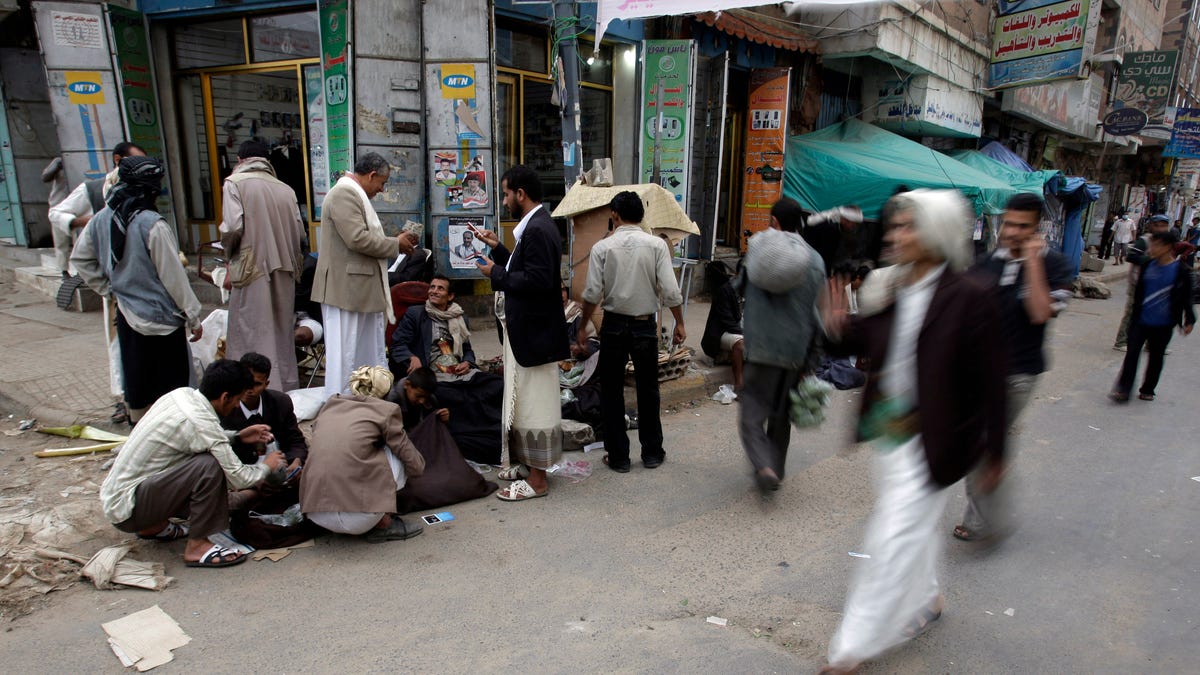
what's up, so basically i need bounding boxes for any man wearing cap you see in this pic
[1113,214,1170,351]
[73,156,204,423]
[220,140,306,392]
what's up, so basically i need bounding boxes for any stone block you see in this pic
[561,419,595,450]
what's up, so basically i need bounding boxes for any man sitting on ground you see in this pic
[388,276,504,465]
[701,264,744,390]
[300,366,425,541]
[99,359,286,568]
[221,353,307,470]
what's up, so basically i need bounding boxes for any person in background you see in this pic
[1099,213,1115,260]
[41,156,69,210]
[802,204,863,275]
[472,166,569,501]
[953,193,1072,543]
[99,359,285,568]
[701,263,744,389]
[72,157,202,424]
[1111,210,1135,266]
[1109,231,1195,403]
[220,140,306,392]
[1113,214,1170,351]
[577,191,685,473]
[51,142,145,423]
[300,365,425,541]
[563,281,599,360]
[819,190,1006,673]
[311,152,416,399]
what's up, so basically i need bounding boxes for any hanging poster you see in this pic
[430,150,489,212]
[989,0,1092,89]
[1114,50,1178,139]
[52,11,104,49]
[319,0,351,189]
[739,68,790,247]
[447,216,488,269]
[639,40,693,208]
[440,64,486,143]
[1164,108,1200,159]
[303,64,327,221]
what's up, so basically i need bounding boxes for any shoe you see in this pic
[110,401,128,425]
[366,518,423,542]
[1138,392,1155,401]
[642,456,664,469]
[602,454,630,473]
[1108,390,1129,403]
[754,468,781,494]
[1112,344,1126,352]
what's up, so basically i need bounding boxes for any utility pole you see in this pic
[553,0,583,194]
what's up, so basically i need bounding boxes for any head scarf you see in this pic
[348,365,393,399]
[106,156,165,267]
[887,189,972,271]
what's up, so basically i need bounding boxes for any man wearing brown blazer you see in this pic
[312,153,415,398]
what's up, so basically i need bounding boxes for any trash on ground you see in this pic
[38,425,127,442]
[249,503,303,527]
[420,511,456,525]
[582,441,604,453]
[81,544,173,591]
[712,384,737,404]
[251,539,314,562]
[706,616,728,627]
[37,442,123,458]
[465,460,492,475]
[102,605,191,671]
[1191,476,1200,482]
[208,530,254,555]
[848,551,871,559]
[1088,425,1101,431]
[1003,607,1015,617]
[547,460,592,483]
[18,419,36,431]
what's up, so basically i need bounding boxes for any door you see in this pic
[689,52,729,259]
[0,80,24,245]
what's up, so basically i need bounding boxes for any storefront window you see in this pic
[176,75,213,220]
[581,44,613,86]
[580,86,611,166]
[250,12,320,62]
[496,23,548,73]
[174,19,245,69]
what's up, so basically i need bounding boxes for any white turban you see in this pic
[348,365,394,399]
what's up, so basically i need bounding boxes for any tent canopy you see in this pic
[782,119,1018,219]
[947,149,1063,197]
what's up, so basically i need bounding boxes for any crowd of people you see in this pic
[62,141,1197,671]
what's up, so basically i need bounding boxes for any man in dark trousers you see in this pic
[473,166,568,501]
[1114,214,1170,350]
[1110,231,1195,402]
[954,193,1073,542]
[221,353,307,470]
[576,191,685,473]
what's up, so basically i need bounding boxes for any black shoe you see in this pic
[642,456,664,469]
[603,454,630,473]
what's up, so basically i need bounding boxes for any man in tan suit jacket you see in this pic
[312,152,417,398]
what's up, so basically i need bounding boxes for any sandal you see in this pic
[497,465,528,481]
[1107,391,1129,403]
[902,597,944,639]
[366,518,423,542]
[1138,393,1155,401]
[138,521,189,542]
[952,524,986,542]
[185,544,248,568]
[496,479,547,501]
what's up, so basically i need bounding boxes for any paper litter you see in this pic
[251,539,314,562]
[706,616,728,627]
[102,605,191,671]
[81,545,173,591]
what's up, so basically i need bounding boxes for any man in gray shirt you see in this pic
[577,191,685,472]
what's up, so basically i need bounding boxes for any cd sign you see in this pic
[1103,108,1148,136]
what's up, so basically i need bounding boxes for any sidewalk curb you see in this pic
[0,387,100,428]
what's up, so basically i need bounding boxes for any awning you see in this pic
[695,10,819,53]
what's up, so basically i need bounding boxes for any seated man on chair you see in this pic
[388,275,503,465]
[99,359,286,568]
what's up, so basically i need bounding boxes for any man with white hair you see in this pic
[819,190,1007,674]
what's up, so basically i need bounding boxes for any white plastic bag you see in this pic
[712,384,737,404]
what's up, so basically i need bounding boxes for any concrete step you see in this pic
[13,265,102,311]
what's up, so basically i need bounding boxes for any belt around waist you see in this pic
[606,312,654,321]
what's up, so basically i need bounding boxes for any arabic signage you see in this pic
[739,68,790,246]
[864,73,983,138]
[1114,50,1178,139]
[1102,108,1148,136]
[319,0,351,191]
[639,40,694,208]
[990,0,1091,89]
[1001,71,1103,138]
[1164,108,1200,159]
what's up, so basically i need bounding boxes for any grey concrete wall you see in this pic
[0,47,59,247]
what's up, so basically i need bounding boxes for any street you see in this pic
[0,277,1197,672]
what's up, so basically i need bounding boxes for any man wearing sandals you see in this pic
[100,360,287,568]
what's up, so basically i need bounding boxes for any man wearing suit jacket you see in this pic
[474,166,568,501]
[311,153,415,398]
[220,353,308,469]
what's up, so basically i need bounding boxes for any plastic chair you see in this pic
[386,281,430,348]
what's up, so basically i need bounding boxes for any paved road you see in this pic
[1,279,1197,672]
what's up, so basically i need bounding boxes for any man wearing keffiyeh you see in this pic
[72,156,204,424]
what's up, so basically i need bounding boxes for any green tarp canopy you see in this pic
[946,149,1062,196]
[782,119,1018,219]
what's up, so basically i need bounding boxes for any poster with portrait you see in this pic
[448,216,488,269]
[433,151,458,187]
[460,171,488,209]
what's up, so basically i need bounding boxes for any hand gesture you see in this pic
[237,423,274,445]
[472,227,500,248]
[450,362,471,375]
[189,325,204,342]
[408,355,422,375]
[474,256,495,276]
[435,407,450,423]
[821,280,849,337]
[397,232,416,255]
[263,450,287,471]
[672,323,686,345]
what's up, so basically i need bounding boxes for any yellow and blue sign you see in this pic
[65,71,105,104]
[440,64,476,99]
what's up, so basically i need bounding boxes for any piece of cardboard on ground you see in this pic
[102,604,191,671]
